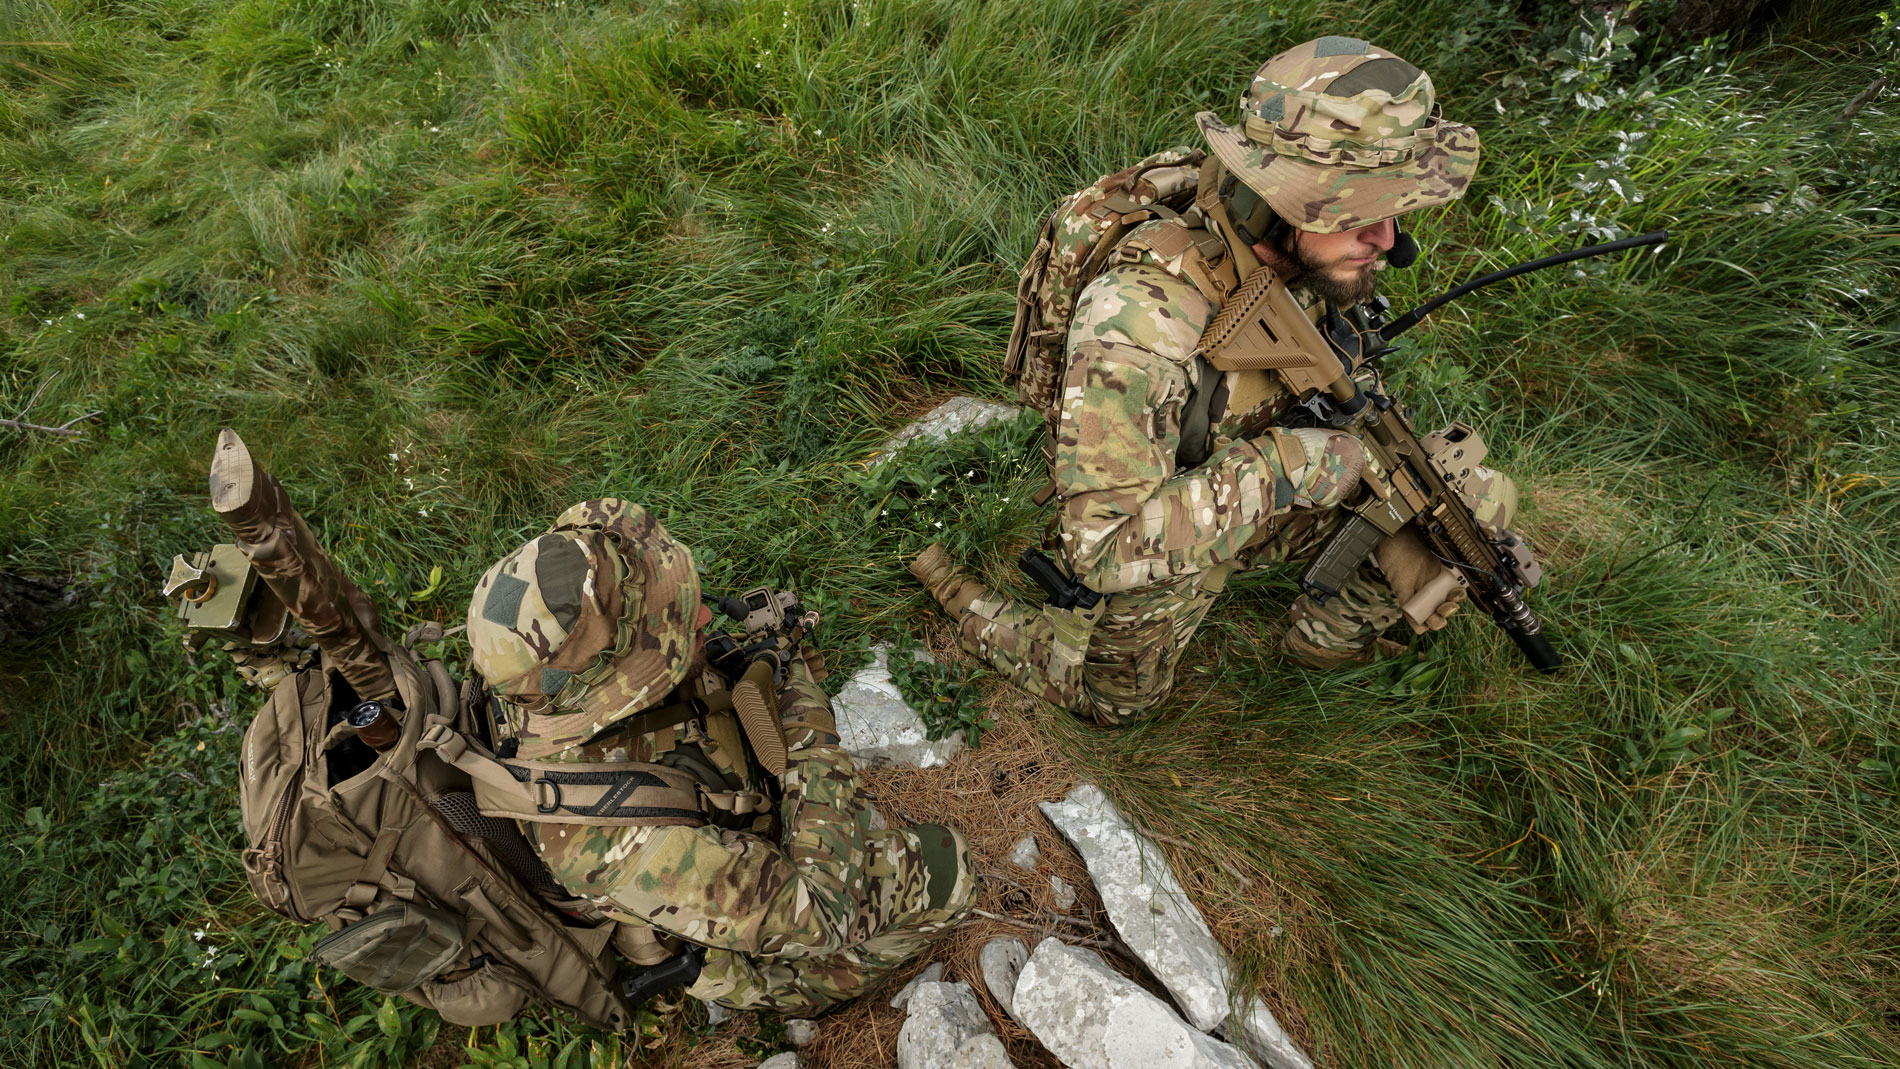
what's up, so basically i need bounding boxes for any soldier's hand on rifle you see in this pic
[1375,527,1469,633]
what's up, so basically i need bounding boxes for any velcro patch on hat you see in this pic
[481,572,531,628]
[539,667,573,695]
[1327,57,1425,98]
[531,533,589,632]
[1313,36,1369,58]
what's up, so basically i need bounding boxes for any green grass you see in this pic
[2,0,1896,1065]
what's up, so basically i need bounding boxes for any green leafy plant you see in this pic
[889,635,994,747]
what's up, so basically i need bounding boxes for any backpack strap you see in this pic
[421,723,709,828]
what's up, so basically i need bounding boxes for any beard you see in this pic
[1282,234,1381,306]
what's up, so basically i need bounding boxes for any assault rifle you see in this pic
[1214,230,1670,673]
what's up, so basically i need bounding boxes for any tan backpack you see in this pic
[1005,148,1228,424]
[237,628,644,1031]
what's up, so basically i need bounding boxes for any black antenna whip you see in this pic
[1378,230,1669,344]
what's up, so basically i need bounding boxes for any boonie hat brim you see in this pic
[1197,110,1480,235]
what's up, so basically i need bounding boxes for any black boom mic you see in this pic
[1386,227,1419,269]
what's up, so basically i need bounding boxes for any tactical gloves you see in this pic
[1374,527,1468,633]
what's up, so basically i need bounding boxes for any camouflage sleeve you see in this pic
[576,657,873,960]
[1054,264,1281,593]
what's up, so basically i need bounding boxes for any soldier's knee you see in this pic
[1464,465,1519,531]
[908,823,976,920]
[1079,675,1168,727]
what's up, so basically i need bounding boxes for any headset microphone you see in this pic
[1387,227,1419,269]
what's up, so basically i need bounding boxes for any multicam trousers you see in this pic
[949,503,1401,726]
[686,820,977,1014]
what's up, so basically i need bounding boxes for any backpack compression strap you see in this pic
[421,723,711,827]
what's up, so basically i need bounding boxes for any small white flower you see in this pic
[43,319,51,325]
[933,521,943,529]
[388,452,399,460]
[75,312,85,319]
[815,128,823,136]
[193,929,205,941]
[429,126,440,133]
[418,508,429,517]
[880,510,888,516]
[1001,497,1009,503]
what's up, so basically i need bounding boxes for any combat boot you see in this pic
[908,543,986,617]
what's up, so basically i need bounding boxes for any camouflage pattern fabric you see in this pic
[922,193,1516,722]
[467,499,702,762]
[1196,36,1480,234]
[530,658,975,1013]
[468,502,975,1013]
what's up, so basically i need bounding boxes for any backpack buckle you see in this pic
[532,777,564,814]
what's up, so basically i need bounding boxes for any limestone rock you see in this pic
[785,1019,818,1047]
[1050,874,1077,911]
[757,1055,800,1069]
[1222,1002,1313,1069]
[978,937,1029,1018]
[834,644,965,769]
[897,981,1016,1069]
[871,396,1026,466]
[1039,785,1312,1069]
[891,961,947,1009]
[1009,835,1041,872]
[1011,939,1257,1069]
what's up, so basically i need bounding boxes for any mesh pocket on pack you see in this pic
[312,900,467,994]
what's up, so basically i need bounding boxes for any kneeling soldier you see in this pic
[466,499,976,1014]
[912,36,1519,725]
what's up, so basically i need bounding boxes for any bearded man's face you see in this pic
[1280,217,1399,305]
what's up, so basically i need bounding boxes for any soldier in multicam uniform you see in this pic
[466,499,976,1014]
[913,36,1521,726]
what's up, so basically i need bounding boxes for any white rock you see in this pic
[785,1019,819,1047]
[891,961,947,1009]
[1222,1002,1312,1069]
[757,1054,800,1069]
[871,396,1026,466]
[1039,785,1311,1069]
[978,937,1029,1018]
[1008,835,1040,871]
[701,998,732,1026]
[897,981,1016,1069]
[1012,939,1257,1069]
[1050,874,1077,911]
[834,644,966,769]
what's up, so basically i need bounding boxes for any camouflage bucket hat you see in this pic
[1196,36,1480,234]
[466,499,701,732]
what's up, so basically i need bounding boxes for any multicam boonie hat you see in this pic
[466,499,701,733]
[1196,36,1480,234]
